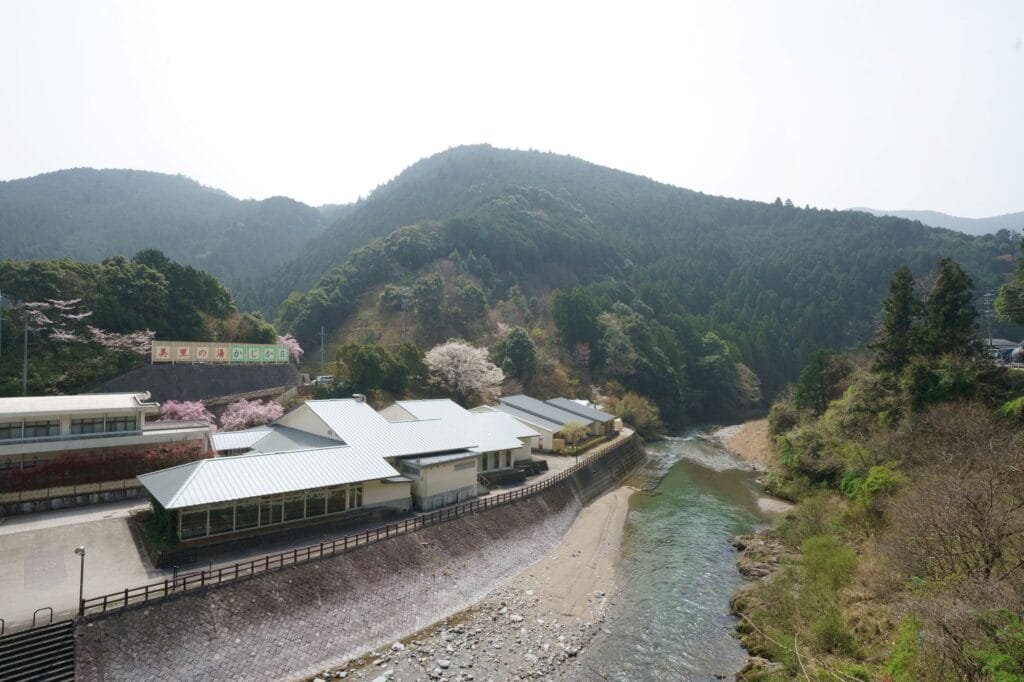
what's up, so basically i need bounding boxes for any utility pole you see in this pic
[984,291,995,347]
[320,326,326,377]
[22,305,29,395]
[401,298,408,343]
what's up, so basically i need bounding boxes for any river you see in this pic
[579,431,777,680]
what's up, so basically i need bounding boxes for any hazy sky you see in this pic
[1,1,1021,216]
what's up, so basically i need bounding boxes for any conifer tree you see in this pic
[872,266,922,372]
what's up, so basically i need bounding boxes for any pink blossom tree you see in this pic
[159,400,217,429]
[424,341,504,405]
[278,333,304,363]
[219,399,284,431]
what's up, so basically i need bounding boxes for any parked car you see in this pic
[314,375,335,385]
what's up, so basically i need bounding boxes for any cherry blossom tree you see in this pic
[278,333,304,363]
[219,399,284,431]
[87,326,156,355]
[424,341,504,405]
[159,400,217,428]
[15,298,154,355]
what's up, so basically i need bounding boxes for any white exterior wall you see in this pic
[506,420,555,450]
[276,404,342,441]
[512,443,532,463]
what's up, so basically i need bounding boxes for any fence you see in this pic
[79,430,641,618]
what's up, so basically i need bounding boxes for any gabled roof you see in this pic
[394,399,538,452]
[498,395,586,427]
[545,397,615,422]
[303,399,476,456]
[492,404,563,433]
[248,425,340,453]
[138,445,401,509]
[211,427,273,452]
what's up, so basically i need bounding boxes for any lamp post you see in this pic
[74,546,86,617]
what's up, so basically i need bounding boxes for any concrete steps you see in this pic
[0,620,75,681]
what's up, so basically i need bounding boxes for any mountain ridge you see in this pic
[852,207,1024,236]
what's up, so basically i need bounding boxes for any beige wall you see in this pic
[420,458,477,498]
[364,478,410,507]
[378,404,416,422]
[512,443,532,462]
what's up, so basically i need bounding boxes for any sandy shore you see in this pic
[719,418,773,469]
[312,486,635,681]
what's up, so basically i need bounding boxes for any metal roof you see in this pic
[545,397,615,423]
[406,451,480,466]
[493,404,563,433]
[248,425,339,453]
[498,395,584,427]
[303,399,477,456]
[394,399,537,452]
[0,392,158,419]
[138,445,401,509]
[211,427,272,452]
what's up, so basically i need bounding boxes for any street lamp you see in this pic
[74,546,86,617]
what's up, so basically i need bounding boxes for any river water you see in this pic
[580,432,777,681]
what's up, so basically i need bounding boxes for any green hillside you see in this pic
[0,168,331,307]
[276,146,1021,423]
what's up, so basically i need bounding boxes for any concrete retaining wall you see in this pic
[89,363,300,403]
[75,435,646,681]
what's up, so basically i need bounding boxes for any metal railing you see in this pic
[0,478,140,505]
[78,430,640,618]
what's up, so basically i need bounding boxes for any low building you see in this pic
[0,393,212,471]
[138,445,410,541]
[380,399,540,473]
[495,395,616,450]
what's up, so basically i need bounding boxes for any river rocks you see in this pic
[309,578,608,681]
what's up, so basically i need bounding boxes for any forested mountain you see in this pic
[273,146,1021,424]
[0,168,331,306]
[853,206,1024,236]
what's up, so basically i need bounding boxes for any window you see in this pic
[106,416,137,432]
[492,452,500,469]
[21,456,39,469]
[180,510,208,540]
[327,488,347,514]
[0,422,22,440]
[23,420,59,438]
[235,502,259,530]
[348,486,363,509]
[479,454,488,471]
[71,418,105,435]
[283,495,305,521]
[208,506,234,535]
[260,498,282,526]
[504,450,512,467]
[306,490,326,517]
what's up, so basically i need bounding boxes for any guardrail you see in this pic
[79,430,641,618]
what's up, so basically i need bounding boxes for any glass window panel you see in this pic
[283,495,305,521]
[306,490,326,517]
[504,451,511,467]
[348,486,363,509]
[180,510,208,539]
[24,421,59,438]
[71,418,105,435]
[235,502,259,530]
[208,506,234,535]
[0,422,22,440]
[260,498,282,526]
[327,488,346,514]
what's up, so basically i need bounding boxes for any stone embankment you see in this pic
[75,434,644,681]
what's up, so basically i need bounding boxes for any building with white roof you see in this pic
[0,392,212,471]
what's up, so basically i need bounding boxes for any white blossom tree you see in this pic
[278,333,304,363]
[424,341,504,405]
[219,399,284,431]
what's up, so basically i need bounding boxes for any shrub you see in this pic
[811,603,859,656]
[885,615,922,680]
[801,534,857,592]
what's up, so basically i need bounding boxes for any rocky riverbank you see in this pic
[309,487,635,682]
[715,418,772,470]
[729,528,796,680]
